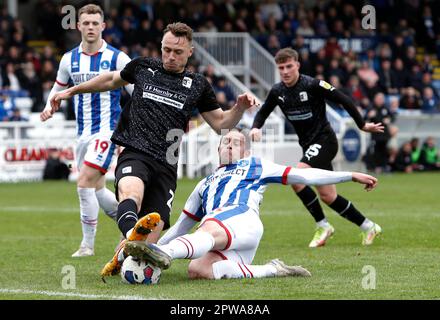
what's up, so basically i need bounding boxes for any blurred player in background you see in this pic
[250,48,384,247]
[40,4,133,257]
[124,129,378,280]
[48,22,256,278]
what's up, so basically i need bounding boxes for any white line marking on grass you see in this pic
[0,288,160,300]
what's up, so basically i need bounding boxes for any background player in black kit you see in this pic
[50,22,256,277]
[250,48,384,248]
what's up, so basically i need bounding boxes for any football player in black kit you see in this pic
[49,22,257,277]
[250,48,384,248]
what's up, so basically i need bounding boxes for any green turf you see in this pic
[0,173,439,300]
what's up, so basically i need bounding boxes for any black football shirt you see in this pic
[252,74,365,148]
[113,57,220,166]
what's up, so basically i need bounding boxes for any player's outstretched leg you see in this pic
[100,213,161,277]
[211,259,312,279]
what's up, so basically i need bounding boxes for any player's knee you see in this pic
[117,178,144,207]
[319,191,337,205]
[292,184,306,193]
[188,260,213,280]
[77,170,102,188]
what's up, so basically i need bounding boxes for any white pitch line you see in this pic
[0,288,156,300]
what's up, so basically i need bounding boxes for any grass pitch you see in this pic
[0,173,439,300]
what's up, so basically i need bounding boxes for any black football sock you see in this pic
[328,195,366,226]
[295,186,326,223]
[117,199,139,237]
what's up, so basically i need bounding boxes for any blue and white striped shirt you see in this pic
[55,40,131,137]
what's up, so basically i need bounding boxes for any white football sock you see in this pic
[77,187,99,249]
[95,187,118,220]
[212,260,277,279]
[160,231,215,260]
[316,218,330,228]
[360,218,374,231]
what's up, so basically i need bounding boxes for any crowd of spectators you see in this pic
[1,0,440,172]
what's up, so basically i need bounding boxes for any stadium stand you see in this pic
[0,0,439,180]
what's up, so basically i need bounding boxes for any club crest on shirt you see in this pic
[299,91,308,102]
[100,60,110,70]
[237,159,249,167]
[182,77,193,89]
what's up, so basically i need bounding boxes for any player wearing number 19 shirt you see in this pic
[250,48,384,247]
[40,5,133,257]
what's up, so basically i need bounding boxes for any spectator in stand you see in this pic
[391,35,408,61]
[266,34,281,56]
[345,75,366,106]
[391,141,414,173]
[5,63,20,91]
[410,137,422,167]
[314,11,330,36]
[8,107,27,121]
[103,19,123,47]
[418,137,440,171]
[326,59,346,83]
[400,87,422,110]
[16,61,43,112]
[365,93,393,173]
[378,59,398,95]
[393,58,411,91]
[0,94,9,121]
[296,18,315,37]
[421,87,440,113]
[214,76,236,109]
[357,60,379,89]
[323,37,343,59]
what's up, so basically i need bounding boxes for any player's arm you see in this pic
[117,51,134,96]
[49,71,127,112]
[158,180,205,245]
[259,158,377,191]
[49,58,140,115]
[201,92,257,134]
[40,54,71,121]
[249,88,278,141]
[287,168,377,191]
[312,80,384,133]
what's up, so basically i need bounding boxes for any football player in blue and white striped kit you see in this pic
[125,129,378,280]
[40,4,133,257]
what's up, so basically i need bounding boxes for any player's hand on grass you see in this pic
[362,122,385,133]
[352,172,378,191]
[249,128,262,142]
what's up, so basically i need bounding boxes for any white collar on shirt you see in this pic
[78,40,107,55]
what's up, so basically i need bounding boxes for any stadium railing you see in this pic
[193,32,280,99]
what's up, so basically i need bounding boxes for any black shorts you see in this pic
[114,148,177,230]
[300,134,338,171]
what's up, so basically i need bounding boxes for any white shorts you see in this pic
[76,132,117,174]
[199,204,264,265]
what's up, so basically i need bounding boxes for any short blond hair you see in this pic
[274,48,299,64]
[78,4,104,20]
